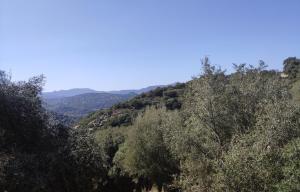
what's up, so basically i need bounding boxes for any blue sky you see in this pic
[1,0,299,91]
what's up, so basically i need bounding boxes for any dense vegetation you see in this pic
[1,57,300,192]
[0,72,111,192]
[42,86,166,122]
[78,82,185,130]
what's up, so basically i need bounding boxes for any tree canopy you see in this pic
[1,57,300,192]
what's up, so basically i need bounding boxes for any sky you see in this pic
[0,0,299,92]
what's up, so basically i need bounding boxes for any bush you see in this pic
[276,138,300,192]
[115,107,179,190]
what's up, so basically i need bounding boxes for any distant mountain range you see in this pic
[43,92,136,118]
[43,88,99,99]
[42,85,167,119]
[43,85,166,99]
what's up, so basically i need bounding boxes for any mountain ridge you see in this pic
[43,92,136,119]
[43,88,99,99]
[43,85,172,99]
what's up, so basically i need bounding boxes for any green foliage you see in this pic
[66,129,109,192]
[0,72,48,153]
[2,56,300,192]
[0,71,61,191]
[75,57,300,192]
[212,99,299,191]
[276,138,300,192]
[213,142,282,192]
[283,57,300,79]
[115,107,179,189]
[163,58,299,192]
[95,127,128,170]
[165,98,181,110]
[78,84,185,131]
[290,78,300,104]
[0,70,109,192]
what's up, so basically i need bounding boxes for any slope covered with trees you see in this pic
[75,58,300,192]
[77,83,185,130]
[1,57,300,192]
[42,86,169,121]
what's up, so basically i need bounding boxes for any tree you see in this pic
[115,107,179,191]
[0,70,109,192]
[172,58,298,192]
[283,57,300,79]
[0,71,58,191]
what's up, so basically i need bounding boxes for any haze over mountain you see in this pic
[42,85,167,118]
[43,85,167,99]
[43,88,99,99]
[44,92,136,118]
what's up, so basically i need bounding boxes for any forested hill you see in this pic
[74,57,300,192]
[77,56,300,131]
[1,57,300,192]
[42,85,169,120]
[44,92,136,118]
[77,83,185,130]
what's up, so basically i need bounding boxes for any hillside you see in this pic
[2,58,300,192]
[73,59,300,192]
[43,85,169,120]
[44,92,136,118]
[74,58,300,192]
[77,83,185,129]
[43,85,167,99]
